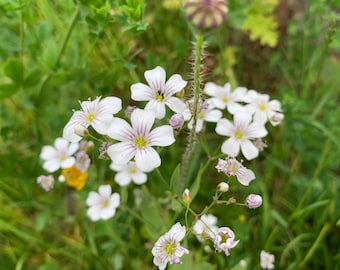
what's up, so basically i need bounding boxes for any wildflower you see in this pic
[62,165,88,190]
[40,137,79,173]
[269,112,284,126]
[86,185,120,221]
[214,227,239,256]
[110,161,147,186]
[63,96,122,142]
[98,141,113,160]
[107,109,175,172]
[183,0,228,29]
[169,113,185,130]
[244,90,283,125]
[74,151,91,172]
[37,175,54,191]
[260,250,275,269]
[204,82,247,114]
[246,194,263,209]
[193,214,218,242]
[131,66,187,119]
[217,182,229,192]
[152,222,189,270]
[183,99,222,133]
[215,112,267,160]
[254,138,268,151]
[216,157,255,186]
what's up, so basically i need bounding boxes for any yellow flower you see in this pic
[62,166,88,190]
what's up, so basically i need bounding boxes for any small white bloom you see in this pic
[131,66,187,119]
[86,185,120,221]
[215,112,267,160]
[110,161,147,186]
[152,222,189,270]
[63,96,122,142]
[107,109,175,172]
[37,175,54,191]
[204,82,247,114]
[214,227,239,256]
[244,90,282,125]
[40,137,79,173]
[260,250,275,269]
[193,214,218,242]
[216,157,255,186]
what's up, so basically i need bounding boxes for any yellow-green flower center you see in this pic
[128,167,137,174]
[102,199,109,208]
[234,130,244,140]
[198,111,205,119]
[134,136,147,149]
[86,113,96,122]
[222,96,229,103]
[259,103,267,111]
[155,91,164,102]
[163,240,176,256]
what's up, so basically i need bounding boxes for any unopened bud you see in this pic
[269,112,284,126]
[217,182,229,192]
[246,194,262,209]
[74,124,89,137]
[182,188,192,204]
[169,113,185,130]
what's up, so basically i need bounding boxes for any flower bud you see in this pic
[183,0,228,29]
[269,112,284,126]
[182,188,192,204]
[169,113,185,130]
[74,124,89,137]
[246,194,262,209]
[217,182,229,192]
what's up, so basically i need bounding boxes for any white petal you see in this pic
[131,109,155,135]
[144,66,166,91]
[237,169,255,186]
[234,112,252,126]
[221,138,240,157]
[166,97,187,114]
[87,206,101,221]
[132,171,147,185]
[40,146,57,160]
[107,142,136,165]
[145,100,166,119]
[42,159,60,173]
[131,83,155,101]
[54,137,69,151]
[107,118,135,141]
[204,109,222,122]
[247,123,268,138]
[110,193,120,208]
[99,185,112,197]
[204,82,220,97]
[86,191,101,206]
[268,99,281,111]
[240,140,259,160]
[164,74,187,96]
[109,162,125,172]
[91,114,114,135]
[101,208,116,220]
[169,222,186,241]
[115,171,132,186]
[215,118,234,136]
[135,147,161,172]
[148,125,175,147]
[99,96,122,114]
[63,122,82,143]
[60,157,76,168]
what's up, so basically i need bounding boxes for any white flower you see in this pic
[131,66,187,119]
[193,214,218,242]
[40,137,79,173]
[107,109,175,172]
[216,157,255,186]
[204,82,247,114]
[244,90,282,125]
[110,161,147,186]
[37,175,54,191]
[183,99,222,133]
[260,250,275,269]
[86,185,120,221]
[215,112,267,160]
[152,222,189,270]
[63,96,122,142]
[214,227,239,256]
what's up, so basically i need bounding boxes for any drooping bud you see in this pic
[169,113,185,130]
[74,124,89,138]
[245,194,262,209]
[217,182,229,192]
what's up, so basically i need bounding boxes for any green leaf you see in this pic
[3,58,24,84]
[170,164,181,193]
[0,83,20,99]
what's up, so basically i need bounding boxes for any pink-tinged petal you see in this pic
[164,74,187,96]
[237,168,255,186]
[240,140,259,160]
[181,108,192,121]
[247,123,268,138]
[87,206,101,221]
[169,222,186,241]
[135,147,161,172]
[131,83,155,101]
[148,125,175,147]
[153,256,167,270]
[42,159,60,173]
[110,193,120,208]
[63,122,82,143]
[132,171,147,184]
[221,138,240,157]
[101,208,116,220]
[216,118,234,136]
[99,96,122,114]
[204,109,222,122]
[98,184,112,197]
[86,191,101,206]
[80,98,99,114]
[144,66,166,91]
[166,97,187,114]
[131,109,155,135]
[40,146,57,160]
[107,142,136,165]
[91,114,114,134]
[115,171,131,186]
[60,157,76,168]
[107,118,135,141]
[234,112,252,126]
[204,82,221,97]
[145,100,166,119]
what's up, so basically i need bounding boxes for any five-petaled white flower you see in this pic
[86,185,120,221]
[152,222,189,270]
[131,66,187,119]
[204,82,247,114]
[110,161,147,186]
[216,157,255,186]
[193,214,218,242]
[244,90,283,125]
[215,112,267,160]
[214,227,239,256]
[260,250,275,269]
[107,108,175,172]
[40,137,79,172]
[63,96,122,142]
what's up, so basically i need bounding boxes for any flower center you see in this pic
[133,136,148,149]
[102,199,110,208]
[155,91,164,102]
[234,130,244,140]
[258,103,267,111]
[128,167,137,174]
[222,96,229,103]
[219,232,230,243]
[86,113,96,122]
[163,240,176,256]
[198,111,205,120]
